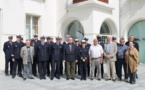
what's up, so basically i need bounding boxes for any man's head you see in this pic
[16,35,21,41]
[8,36,13,42]
[119,38,125,45]
[96,35,101,42]
[93,38,98,45]
[26,40,31,47]
[40,36,45,42]
[84,37,89,43]
[68,38,73,44]
[112,37,117,42]
[65,35,71,42]
[129,35,134,41]
[74,39,79,45]
[34,34,38,40]
[107,36,112,42]
[50,36,54,42]
[81,40,86,47]
[46,36,51,42]
[56,36,61,43]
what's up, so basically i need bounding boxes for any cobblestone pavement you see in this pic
[0,64,145,90]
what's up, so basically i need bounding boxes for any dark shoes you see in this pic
[12,75,16,79]
[71,78,75,80]
[98,78,101,81]
[112,79,116,82]
[23,78,27,80]
[29,77,34,79]
[50,77,54,80]
[66,78,69,80]
[105,78,111,81]
[56,77,60,79]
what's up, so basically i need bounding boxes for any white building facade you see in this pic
[0,0,145,70]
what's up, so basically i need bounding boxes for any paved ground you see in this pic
[0,64,145,90]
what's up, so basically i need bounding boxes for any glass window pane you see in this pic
[66,20,84,40]
[26,25,31,39]
[32,17,38,25]
[26,16,31,25]
[100,22,110,35]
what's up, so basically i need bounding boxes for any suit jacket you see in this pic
[104,42,117,62]
[78,46,89,62]
[20,46,34,65]
[3,41,14,60]
[63,43,77,61]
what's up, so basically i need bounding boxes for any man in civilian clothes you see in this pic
[20,40,34,80]
[50,36,63,80]
[46,36,53,77]
[94,35,104,78]
[36,36,51,80]
[61,35,71,75]
[63,38,78,80]
[84,37,91,76]
[12,35,24,78]
[3,36,14,76]
[117,38,129,82]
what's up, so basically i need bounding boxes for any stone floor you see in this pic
[0,64,145,90]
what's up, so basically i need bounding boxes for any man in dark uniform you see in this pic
[32,34,40,76]
[21,37,26,46]
[84,37,91,76]
[95,35,104,78]
[125,35,139,79]
[74,39,80,75]
[12,35,24,78]
[50,36,63,80]
[63,38,78,80]
[36,36,51,80]
[78,40,89,80]
[46,36,53,77]
[3,36,14,76]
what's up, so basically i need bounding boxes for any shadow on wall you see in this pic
[120,0,145,18]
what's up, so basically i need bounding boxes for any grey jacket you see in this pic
[20,46,34,64]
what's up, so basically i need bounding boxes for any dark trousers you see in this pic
[117,58,128,79]
[94,63,104,78]
[32,57,38,75]
[75,62,80,75]
[38,61,47,78]
[51,60,61,78]
[115,61,118,77]
[5,59,13,75]
[129,72,136,84]
[66,61,76,78]
[60,60,63,75]
[79,61,87,79]
[47,57,51,76]
[86,60,90,76]
[12,59,22,76]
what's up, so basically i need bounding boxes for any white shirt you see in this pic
[89,44,104,58]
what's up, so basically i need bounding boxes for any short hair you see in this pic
[120,38,125,41]
[107,35,112,38]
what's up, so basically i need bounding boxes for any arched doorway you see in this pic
[65,20,84,40]
[128,20,145,63]
[100,22,112,43]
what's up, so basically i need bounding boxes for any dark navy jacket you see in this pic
[86,43,91,50]
[78,46,89,62]
[63,43,77,61]
[99,42,104,49]
[36,42,51,61]
[51,43,63,61]
[3,41,14,60]
[13,41,24,59]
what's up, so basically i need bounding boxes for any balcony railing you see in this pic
[73,0,109,4]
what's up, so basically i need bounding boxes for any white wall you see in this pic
[119,0,145,40]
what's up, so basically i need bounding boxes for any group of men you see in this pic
[3,34,139,82]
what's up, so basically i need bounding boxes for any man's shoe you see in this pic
[29,77,34,79]
[23,78,27,80]
[40,77,43,80]
[50,77,54,80]
[98,78,101,81]
[43,76,46,80]
[71,78,75,80]
[56,77,60,79]
[66,78,69,80]
[5,74,9,76]
[18,74,23,78]
[90,78,94,80]
[105,78,111,81]
[12,75,15,79]
[112,79,116,82]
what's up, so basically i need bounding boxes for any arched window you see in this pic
[100,22,111,35]
[65,20,84,40]
[100,22,111,43]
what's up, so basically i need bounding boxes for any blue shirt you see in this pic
[117,44,129,59]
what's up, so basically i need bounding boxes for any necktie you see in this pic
[69,44,72,51]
